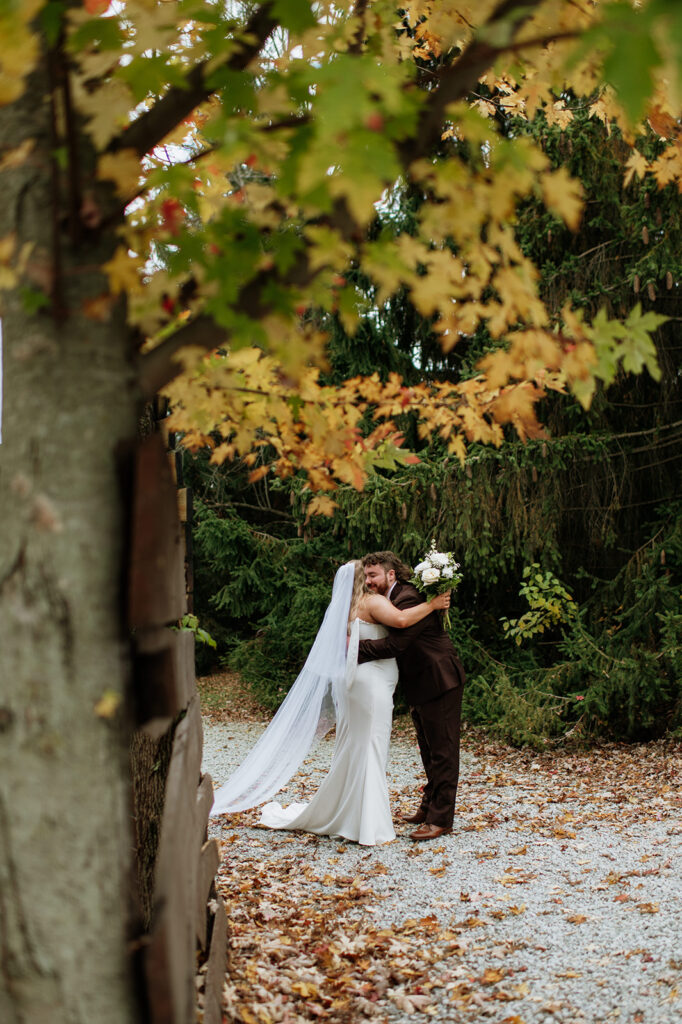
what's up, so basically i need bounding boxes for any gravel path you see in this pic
[202,714,682,1024]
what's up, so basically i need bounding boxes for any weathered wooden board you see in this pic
[177,487,188,523]
[157,418,172,449]
[195,776,218,949]
[196,839,221,950]
[134,626,196,723]
[154,396,170,421]
[145,696,203,1024]
[202,896,228,1024]
[128,434,186,628]
[144,902,175,1024]
[184,521,194,613]
[196,773,214,846]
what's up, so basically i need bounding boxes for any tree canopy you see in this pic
[3,0,681,509]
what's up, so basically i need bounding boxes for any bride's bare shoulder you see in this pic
[355,596,379,624]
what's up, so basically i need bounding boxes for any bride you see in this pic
[210,560,450,846]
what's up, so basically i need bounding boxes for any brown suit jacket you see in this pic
[357,581,465,706]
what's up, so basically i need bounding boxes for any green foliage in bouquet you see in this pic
[410,541,463,627]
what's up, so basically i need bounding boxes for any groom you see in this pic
[357,551,465,841]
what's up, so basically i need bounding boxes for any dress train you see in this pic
[259,621,398,846]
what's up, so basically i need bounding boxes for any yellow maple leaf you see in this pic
[98,150,143,198]
[623,149,648,188]
[306,495,339,518]
[196,174,229,221]
[490,385,546,442]
[103,246,145,294]
[545,101,573,130]
[77,79,135,150]
[589,98,611,132]
[541,167,583,231]
[651,144,682,189]
[447,434,467,464]
[0,2,41,105]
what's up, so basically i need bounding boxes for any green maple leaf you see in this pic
[620,305,666,380]
[574,1,663,126]
[272,0,316,33]
[589,305,665,386]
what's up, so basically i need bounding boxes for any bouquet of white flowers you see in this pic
[411,540,463,628]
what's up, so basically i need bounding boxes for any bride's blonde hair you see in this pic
[348,560,367,623]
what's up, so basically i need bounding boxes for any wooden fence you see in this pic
[129,421,227,1024]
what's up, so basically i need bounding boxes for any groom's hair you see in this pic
[362,551,412,582]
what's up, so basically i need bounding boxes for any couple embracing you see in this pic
[211,552,465,845]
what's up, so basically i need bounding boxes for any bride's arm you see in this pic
[364,591,450,629]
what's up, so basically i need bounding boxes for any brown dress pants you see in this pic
[410,685,463,829]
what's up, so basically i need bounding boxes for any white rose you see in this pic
[430,552,449,566]
[442,566,454,579]
[414,560,430,574]
[421,566,441,584]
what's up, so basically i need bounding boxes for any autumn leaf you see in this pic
[305,495,339,518]
[160,198,185,236]
[97,149,142,197]
[94,690,121,718]
[0,232,33,291]
[481,968,507,984]
[0,138,34,172]
[82,293,116,322]
[541,167,584,231]
[624,149,648,187]
[0,232,19,290]
[103,247,145,295]
[247,466,269,484]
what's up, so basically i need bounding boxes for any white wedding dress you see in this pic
[259,621,398,846]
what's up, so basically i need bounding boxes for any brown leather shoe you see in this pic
[400,809,427,824]
[409,823,453,841]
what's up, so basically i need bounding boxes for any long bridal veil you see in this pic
[210,562,357,815]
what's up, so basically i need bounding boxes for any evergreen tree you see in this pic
[188,103,682,743]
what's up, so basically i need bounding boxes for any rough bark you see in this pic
[130,725,176,934]
[0,62,141,1024]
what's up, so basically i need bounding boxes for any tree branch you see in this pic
[406,0,547,163]
[137,0,574,396]
[138,314,227,398]
[107,3,278,158]
[348,0,370,55]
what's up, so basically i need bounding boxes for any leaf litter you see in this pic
[201,687,682,1024]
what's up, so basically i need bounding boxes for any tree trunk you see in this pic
[0,64,141,1024]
